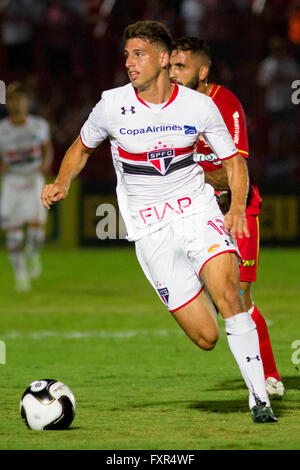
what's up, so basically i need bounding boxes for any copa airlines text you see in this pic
[120,124,184,135]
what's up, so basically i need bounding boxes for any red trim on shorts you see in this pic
[80,134,94,150]
[198,250,239,278]
[169,286,204,313]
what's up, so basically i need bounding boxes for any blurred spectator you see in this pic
[264,124,297,183]
[257,37,299,128]
[251,0,266,15]
[203,1,238,67]
[42,0,77,76]
[142,0,178,32]
[89,0,116,39]
[180,0,205,36]
[0,0,46,74]
[257,36,300,181]
[65,0,86,18]
[83,0,123,91]
[234,0,251,12]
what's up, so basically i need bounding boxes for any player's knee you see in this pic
[197,337,217,351]
[221,282,243,311]
[27,226,46,253]
[196,330,219,351]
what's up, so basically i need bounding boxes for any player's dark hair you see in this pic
[172,37,212,67]
[124,21,173,55]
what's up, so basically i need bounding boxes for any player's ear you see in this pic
[161,50,170,69]
[199,65,209,81]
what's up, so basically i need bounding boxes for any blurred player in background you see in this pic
[41,21,277,422]
[0,82,53,292]
[169,37,284,397]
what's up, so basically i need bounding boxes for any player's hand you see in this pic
[41,182,68,210]
[224,209,250,240]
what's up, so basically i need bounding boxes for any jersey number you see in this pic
[207,218,229,236]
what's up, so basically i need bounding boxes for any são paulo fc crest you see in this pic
[147,149,175,175]
[157,287,169,306]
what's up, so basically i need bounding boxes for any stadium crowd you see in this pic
[0,0,299,185]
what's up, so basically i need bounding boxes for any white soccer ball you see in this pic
[20,379,76,430]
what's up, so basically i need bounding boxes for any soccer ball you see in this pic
[20,379,76,430]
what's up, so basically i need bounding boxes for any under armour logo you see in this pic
[225,239,230,246]
[246,355,260,362]
[121,106,135,114]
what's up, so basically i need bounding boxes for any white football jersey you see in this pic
[0,115,50,175]
[80,83,238,241]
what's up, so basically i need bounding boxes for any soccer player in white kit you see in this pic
[0,82,53,291]
[41,21,277,422]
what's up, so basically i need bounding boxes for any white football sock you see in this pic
[6,230,27,280]
[26,227,45,279]
[26,226,45,258]
[9,251,27,280]
[225,312,270,409]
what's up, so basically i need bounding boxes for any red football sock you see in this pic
[250,304,281,381]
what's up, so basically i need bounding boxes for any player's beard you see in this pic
[185,73,199,90]
[172,73,199,90]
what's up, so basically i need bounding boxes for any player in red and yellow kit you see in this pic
[170,37,284,396]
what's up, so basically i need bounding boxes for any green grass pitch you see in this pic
[0,246,299,450]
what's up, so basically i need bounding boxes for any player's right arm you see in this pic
[204,167,229,191]
[203,89,249,192]
[201,97,249,239]
[42,94,109,209]
[41,136,94,209]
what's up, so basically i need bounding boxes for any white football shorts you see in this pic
[0,172,46,229]
[135,199,240,312]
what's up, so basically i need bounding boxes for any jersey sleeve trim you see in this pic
[80,133,95,150]
[221,150,239,161]
[237,149,249,156]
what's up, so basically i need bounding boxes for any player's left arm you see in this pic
[222,153,249,239]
